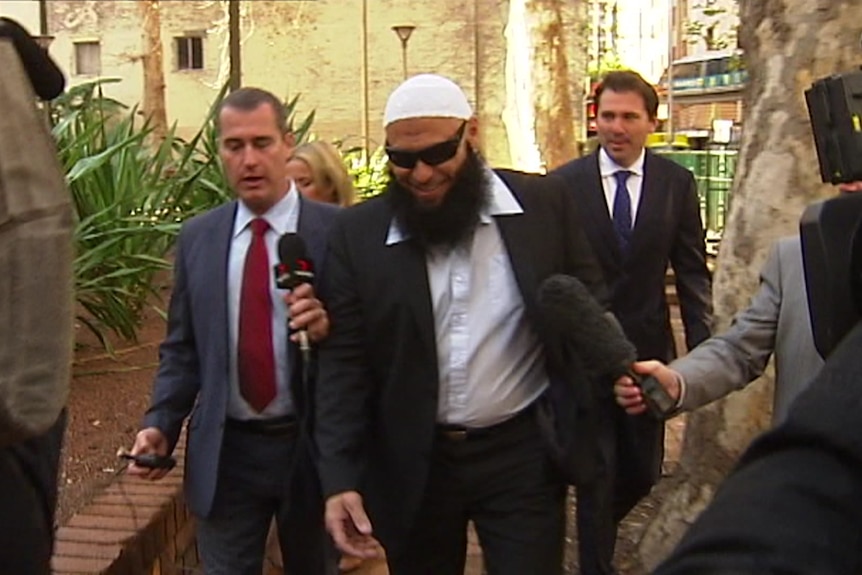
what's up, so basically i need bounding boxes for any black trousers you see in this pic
[388,410,567,575]
[577,406,663,575]
[196,425,336,575]
[0,410,66,575]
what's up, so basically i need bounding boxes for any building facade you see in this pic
[1,0,592,168]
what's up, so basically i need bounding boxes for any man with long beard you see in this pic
[315,73,608,575]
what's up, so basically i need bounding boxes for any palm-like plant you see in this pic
[57,81,318,350]
[55,80,224,348]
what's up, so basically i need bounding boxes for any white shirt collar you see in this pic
[232,181,300,238]
[599,147,646,178]
[385,167,523,246]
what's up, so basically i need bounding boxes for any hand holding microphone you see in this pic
[537,274,677,419]
[274,234,329,358]
[613,360,682,416]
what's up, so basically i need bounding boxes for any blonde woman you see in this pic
[286,140,356,207]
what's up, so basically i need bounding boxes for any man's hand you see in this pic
[126,427,172,480]
[284,283,329,343]
[614,360,681,415]
[325,491,381,560]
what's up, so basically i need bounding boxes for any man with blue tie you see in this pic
[552,70,713,575]
[127,88,338,574]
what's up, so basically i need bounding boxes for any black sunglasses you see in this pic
[385,122,467,169]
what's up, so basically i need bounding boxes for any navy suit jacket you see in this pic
[552,149,712,500]
[552,149,712,361]
[143,195,338,518]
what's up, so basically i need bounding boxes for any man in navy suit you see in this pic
[128,88,337,575]
[552,70,712,575]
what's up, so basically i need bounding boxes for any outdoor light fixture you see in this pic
[391,24,416,79]
[33,35,54,51]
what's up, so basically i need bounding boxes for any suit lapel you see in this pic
[297,196,328,266]
[495,211,541,326]
[629,152,666,255]
[391,238,437,364]
[584,152,623,265]
[207,202,237,380]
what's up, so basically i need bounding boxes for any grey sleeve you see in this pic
[673,243,783,411]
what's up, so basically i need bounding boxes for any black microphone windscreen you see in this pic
[277,233,307,265]
[538,274,637,379]
[0,17,65,100]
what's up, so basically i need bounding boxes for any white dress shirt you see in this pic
[387,169,549,427]
[226,185,300,419]
[599,147,646,227]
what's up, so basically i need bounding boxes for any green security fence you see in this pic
[654,149,737,242]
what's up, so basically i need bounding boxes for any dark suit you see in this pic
[316,170,608,572]
[552,149,712,574]
[143,196,337,574]
[655,320,862,575]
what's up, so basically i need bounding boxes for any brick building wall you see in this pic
[675,99,743,132]
[40,0,590,168]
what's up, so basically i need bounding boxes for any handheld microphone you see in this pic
[275,233,315,360]
[537,274,676,419]
[0,17,65,100]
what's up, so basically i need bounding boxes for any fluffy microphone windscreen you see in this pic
[277,233,307,266]
[538,273,637,379]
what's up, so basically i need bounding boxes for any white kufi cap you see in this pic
[383,74,473,127]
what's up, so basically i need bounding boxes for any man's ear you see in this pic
[283,131,296,149]
[465,116,480,148]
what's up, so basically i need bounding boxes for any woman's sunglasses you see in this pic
[385,122,467,169]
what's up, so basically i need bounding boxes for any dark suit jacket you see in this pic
[655,320,862,575]
[143,196,338,518]
[315,170,608,559]
[552,149,712,498]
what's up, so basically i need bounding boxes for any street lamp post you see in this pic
[391,24,416,80]
[32,34,55,125]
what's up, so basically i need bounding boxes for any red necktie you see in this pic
[238,218,277,412]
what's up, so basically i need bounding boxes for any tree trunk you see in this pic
[228,0,241,91]
[139,0,168,141]
[639,0,862,569]
[502,0,586,172]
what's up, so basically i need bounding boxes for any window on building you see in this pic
[176,36,204,70]
[74,41,101,76]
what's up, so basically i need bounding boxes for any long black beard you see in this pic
[387,149,490,250]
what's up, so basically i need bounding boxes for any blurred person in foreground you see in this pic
[653,313,862,575]
[127,87,337,574]
[314,73,608,575]
[0,16,70,575]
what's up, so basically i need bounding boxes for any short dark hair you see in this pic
[595,70,659,120]
[217,87,289,134]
